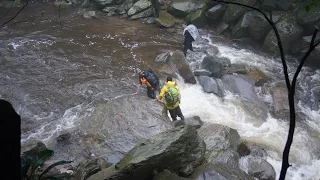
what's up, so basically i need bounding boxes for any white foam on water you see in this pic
[175,37,320,179]
[21,103,94,144]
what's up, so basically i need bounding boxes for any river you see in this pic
[0,2,319,180]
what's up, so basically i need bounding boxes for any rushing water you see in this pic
[0,2,319,180]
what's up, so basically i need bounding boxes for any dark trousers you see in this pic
[151,0,160,17]
[168,105,184,121]
[147,87,156,99]
[183,40,193,56]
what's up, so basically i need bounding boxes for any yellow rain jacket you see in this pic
[157,81,181,110]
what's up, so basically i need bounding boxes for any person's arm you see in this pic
[157,86,166,101]
[136,84,141,94]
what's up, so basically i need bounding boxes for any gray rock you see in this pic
[91,0,115,8]
[204,46,219,56]
[47,95,173,165]
[206,4,227,21]
[129,8,153,19]
[183,116,203,129]
[197,76,218,94]
[155,52,171,63]
[201,55,231,78]
[22,141,48,156]
[88,125,206,180]
[197,123,241,153]
[153,170,189,180]
[83,11,97,18]
[193,69,212,77]
[155,11,175,28]
[141,17,156,24]
[311,86,320,111]
[169,51,196,84]
[232,11,258,39]
[167,1,205,17]
[187,9,207,28]
[237,142,251,157]
[246,157,276,180]
[123,0,134,11]
[222,4,246,24]
[73,157,111,180]
[127,0,151,16]
[270,82,289,120]
[261,0,295,11]
[223,63,249,75]
[54,0,73,7]
[190,163,254,180]
[81,0,91,8]
[214,149,240,168]
[215,21,230,35]
[102,6,117,16]
[248,11,284,41]
[222,74,268,120]
[263,14,303,55]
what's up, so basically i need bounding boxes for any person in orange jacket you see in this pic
[136,69,160,99]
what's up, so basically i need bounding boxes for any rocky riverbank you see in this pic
[38,0,320,68]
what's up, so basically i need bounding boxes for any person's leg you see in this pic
[147,87,156,99]
[189,41,193,51]
[168,109,177,121]
[175,105,185,120]
[183,42,188,56]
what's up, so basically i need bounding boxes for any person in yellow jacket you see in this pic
[157,76,184,121]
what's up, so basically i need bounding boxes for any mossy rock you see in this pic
[155,10,175,28]
[186,9,208,28]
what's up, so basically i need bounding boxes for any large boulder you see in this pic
[197,123,242,166]
[73,157,111,180]
[206,4,227,21]
[169,51,197,84]
[186,9,208,28]
[46,95,173,164]
[167,1,205,18]
[201,55,231,78]
[269,82,289,120]
[197,76,224,97]
[244,156,276,180]
[155,11,175,28]
[91,0,115,8]
[223,63,250,75]
[127,0,151,16]
[246,67,269,87]
[155,52,171,63]
[21,141,48,156]
[297,4,320,31]
[88,125,206,180]
[190,163,254,180]
[129,8,153,19]
[263,14,303,55]
[222,4,247,24]
[83,11,97,18]
[248,11,283,42]
[232,11,259,39]
[260,0,294,11]
[153,170,189,180]
[292,34,320,68]
[221,74,268,121]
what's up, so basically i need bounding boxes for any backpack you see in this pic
[165,85,179,105]
[142,69,159,88]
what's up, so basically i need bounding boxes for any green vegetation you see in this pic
[21,149,73,180]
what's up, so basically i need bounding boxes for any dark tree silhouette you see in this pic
[212,0,320,179]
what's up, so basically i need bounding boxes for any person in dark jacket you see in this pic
[182,22,199,56]
[136,69,160,99]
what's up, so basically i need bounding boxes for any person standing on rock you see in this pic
[156,76,184,121]
[136,69,160,99]
[151,0,161,18]
[182,22,199,56]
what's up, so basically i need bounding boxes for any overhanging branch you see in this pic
[0,0,30,28]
